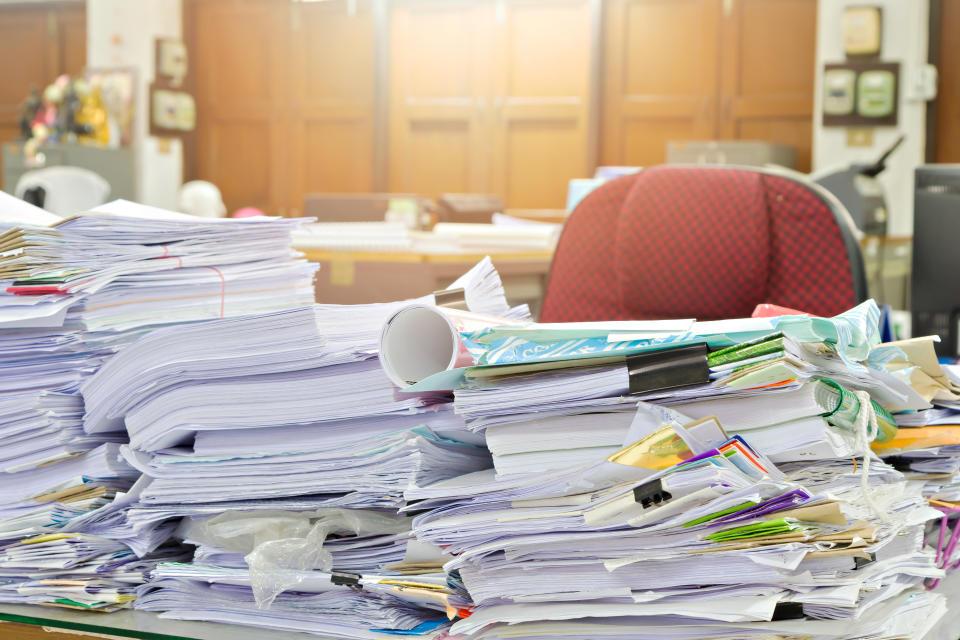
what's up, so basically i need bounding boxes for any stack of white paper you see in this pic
[388,302,952,639]
[0,199,317,611]
[0,200,317,472]
[72,260,521,634]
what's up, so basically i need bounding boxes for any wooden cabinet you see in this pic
[388,1,494,198]
[388,0,598,208]
[187,0,377,215]
[491,0,595,207]
[184,0,818,211]
[288,0,378,214]
[602,0,816,171]
[935,0,960,162]
[0,2,86,190]
[601,0,721,167]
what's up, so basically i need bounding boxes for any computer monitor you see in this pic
[912,165,960,358]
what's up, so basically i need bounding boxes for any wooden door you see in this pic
[718,0,817,170]
[191,0,288,214]
[0,3,86,190]
[387,0,495,198]
[287,0,377,216]
[935,0,960,162]
[491,0,596,208]
[601,0,721,167]
[57,4,87,77]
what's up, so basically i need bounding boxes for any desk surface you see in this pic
[307,249,553,313]
[2,578,959,640]
[0,604,331,640]
[300,249,554,265]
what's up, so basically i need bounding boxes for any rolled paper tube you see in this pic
[378,304,520,388]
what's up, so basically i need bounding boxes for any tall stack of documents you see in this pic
[2,191,958,638]
[868,339,960,583]
[390,302,950,639]
[0,200,316,609]
[75,260,525,634]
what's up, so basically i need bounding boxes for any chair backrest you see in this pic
[14,166,111,217]
[540,165,866,322]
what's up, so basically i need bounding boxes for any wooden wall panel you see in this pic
[191,0,286,213]
[493,0,593,208]
[935,0,960,162]
[288,0,376,215]
[57,4,88,77]
[183,0,819,209]
[719,0,817,170]
[602,0,815,170]
[601,0,720,166]
[388,0,493,198]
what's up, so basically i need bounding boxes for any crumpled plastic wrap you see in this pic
[181,508,410,607]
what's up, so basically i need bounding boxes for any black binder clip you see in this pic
[633,478,673,509]
[433,288,468,310]
[771,602,805,621]
[331,571,363,591]
[626,343,710,395]
[882,456,913,472]
[854,552,877,569]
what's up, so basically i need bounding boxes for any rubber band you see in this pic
[202,265,226,318]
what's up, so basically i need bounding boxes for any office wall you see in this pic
[87,0,182,210]
[812,0,930,237]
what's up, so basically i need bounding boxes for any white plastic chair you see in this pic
[15,166,111,217]
[178,180,227,218]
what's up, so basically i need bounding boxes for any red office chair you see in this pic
[540,165,867,322]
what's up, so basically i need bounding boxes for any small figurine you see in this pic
[75,81,109,146]
[18,86,41,139]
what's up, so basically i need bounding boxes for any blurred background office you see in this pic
[0,0,957,334]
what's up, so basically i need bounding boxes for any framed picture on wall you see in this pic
[822,61,899,127]
[842,6,883,57]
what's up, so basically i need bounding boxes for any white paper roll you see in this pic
[379,305,520,388]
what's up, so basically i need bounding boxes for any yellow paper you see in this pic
[607,425,693,470]
[872,425,960,454]
[20,533,77,545]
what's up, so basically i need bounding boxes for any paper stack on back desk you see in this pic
[0,199,317,610]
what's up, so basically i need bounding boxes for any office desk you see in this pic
[0,603,328,639]
[304,250,554,319]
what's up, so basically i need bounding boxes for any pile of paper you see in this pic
[2,191,957,637]
[390,302,950,639]
[71,260,523,634]
[291,221,559,254]
[0,199,316,609]
[867,339,960,583]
